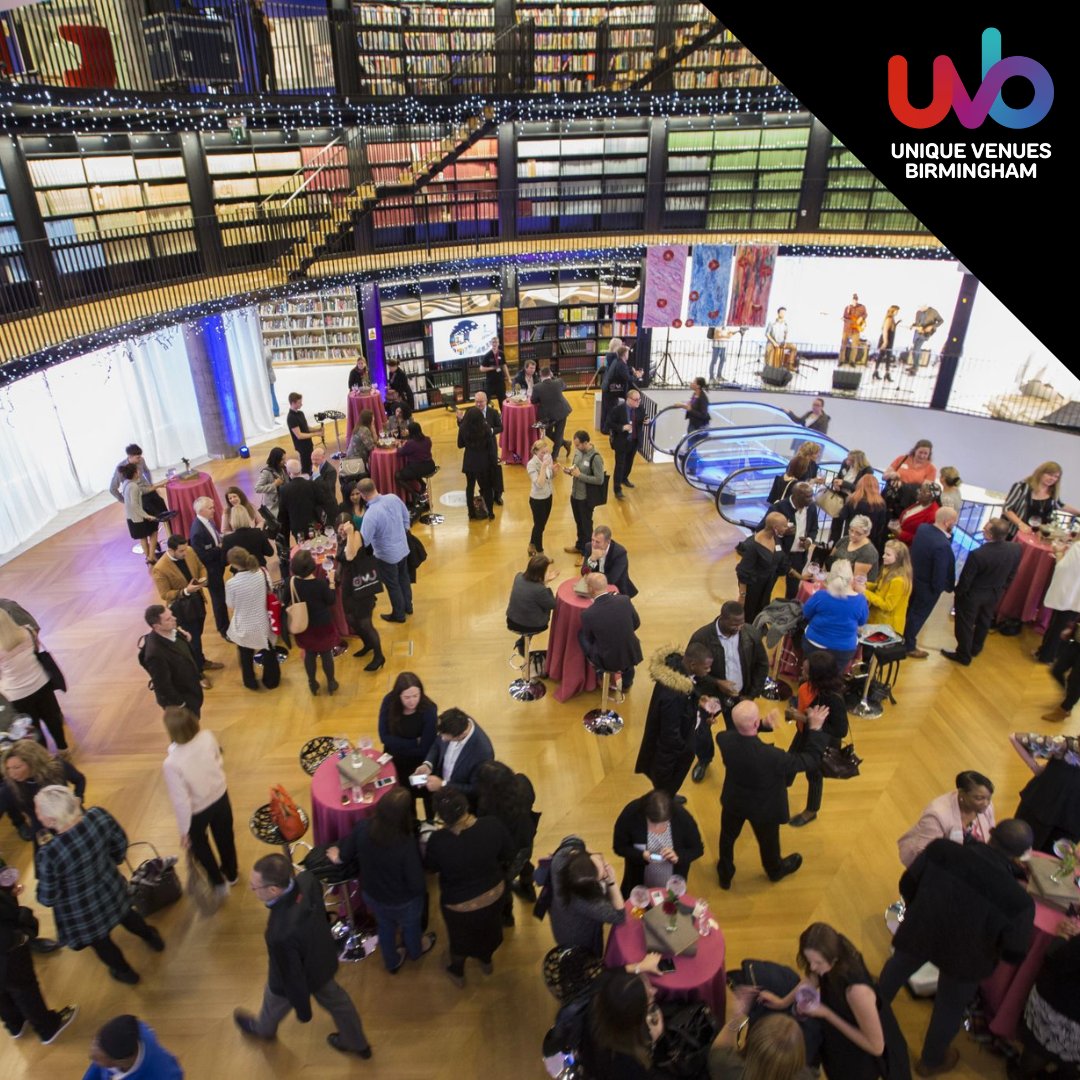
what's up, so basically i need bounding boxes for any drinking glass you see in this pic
[629,886,650,918]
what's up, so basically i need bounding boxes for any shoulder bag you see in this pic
[582,452,609,509]
[126,841,183,916]
[820,740,862,780]
[286,578,309,635]
[35,646,67,694]
[815,486,846,519]
[264,569,284,637]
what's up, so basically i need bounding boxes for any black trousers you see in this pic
[1037,608,1078,664]
[465,470,495,517]
[543,417,569,460]
[296,441,313,476]
[742,574,776,625]
[0,976,63,1040]
[176,609,207,670]
[953,590,998,662]
[571,498,594,557]
[1052,638,1080,711]
[650,752,695,798]
[904,583,942,651]
[718,805,782,878]
[613,439,637,492]
[529,496,552,551]
[11,685,67,751]
[694,719,716,765]
[238,645,281,689]
[189,791,238,887]
[206,569,229,635]
[88,908,157,974]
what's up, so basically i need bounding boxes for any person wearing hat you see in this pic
[83,1014,182,1079]
[0,866,77,1044]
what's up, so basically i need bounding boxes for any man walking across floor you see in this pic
[234,854,372,1060]
[532,367,572,461]
[608,388,642,500]
[905,507,957,658]
[358,478,412,623]
[942,517,1022,666]
[715,700,828,889]
[141,605,205,716]
[878,819,1034,1076]
[563,431,606,560]
[188,496,229,637]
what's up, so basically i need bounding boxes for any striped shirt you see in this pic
[224,569,272,649]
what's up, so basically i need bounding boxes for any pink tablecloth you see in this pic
[499,401,539,465]
[980,852,1079,1039]
[345,390,386,443]
[997,532,1059,631]
[547,578,616,703]
[605,897,727,1021]
[310,748,398,846]
[367,446,410,504]
[166,472,224,538]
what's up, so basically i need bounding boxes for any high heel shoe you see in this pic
[364,656,386,672]
[327,680,340,695]
[308,680,320,695]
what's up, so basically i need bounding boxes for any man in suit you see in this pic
[531,367,573,461]
[608,388,642,500]
[600,345,640,435]
[878,820,1034,1076]
[905,507,958,658]
[277,458,319,543]
[715,700,828,889]
[234,854,372,1059]
[415,707,495,804]
[478,335,509,410]
[151,535,224,680]
[635,644,719,799]
[767,482,819,599]
[309,447,339,526]
[687,600,769,781]
[942,517,1022,666]
[580,526,637,597]
[578,573,643,693]
[141,605,204,715]
[471,391,504,504]
[188,496,228,637]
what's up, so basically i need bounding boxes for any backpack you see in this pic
[269,784,306,842]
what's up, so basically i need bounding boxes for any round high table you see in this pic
[165,472,223,538]
[547,578,617,703]
[499,401,539,465]
[996,532,1064,632]
[367,446,410,503]
[605,896,727,1021]
[310,748,398,846]
[345,389,386,444]
[289,540,351,639]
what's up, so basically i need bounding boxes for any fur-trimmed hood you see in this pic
[648,645,694,694]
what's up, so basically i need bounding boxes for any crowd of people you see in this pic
[1,349,1078,1080]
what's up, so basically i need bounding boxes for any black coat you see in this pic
[716,728,828,824]
[264,871,341,1020]
[188,517,223,575]
[278,477,319,540]
[387,368,414,413]
[956,539,1022,602]
[312,461,340,524]
[612,796,705,894]
[1017,757,1080,852]
[579,593,642,672]
[767,497,820,554]
[531,377,572,422]
[0,892,38,990]
[608,401,641,450]
[687,621,769,698]
[581,538,638,598]
[222,526,274,568]
[894,839,1034,981]
[635,651,697,785]
[142,630,203,713]
[458,420,498,476]
[422,721,495,800]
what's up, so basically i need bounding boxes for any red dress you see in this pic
[897,502,940,546]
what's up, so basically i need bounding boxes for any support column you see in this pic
[796,116,832,233]
[184,316,244,459]
[930,272,979,411]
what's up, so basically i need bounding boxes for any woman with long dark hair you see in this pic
[336,513,384,671]
[377,671,437,816]
[395,421,436,510]
[475,761,538,920]
[458,406,497,520]
[327,787,435,973]
[2,740,85,844]
[579,969,667,1079]
[681,376,710,432]
[288,549,339,695]
[254,447,288,533]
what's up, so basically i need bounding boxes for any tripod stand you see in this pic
[651,335,684,389]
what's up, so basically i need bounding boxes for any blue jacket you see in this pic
[82,1021,183,1079]
[910,522,956,595]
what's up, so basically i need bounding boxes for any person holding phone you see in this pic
[288,549,339,696]
[563,432,606,560]
[612,789,704,894]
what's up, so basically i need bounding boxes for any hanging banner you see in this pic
[727,244,778,328]
[686,244,734,327]
[641,244,689,328]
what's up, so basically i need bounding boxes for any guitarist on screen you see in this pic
[909,303,944,371]
[840,292,867,360]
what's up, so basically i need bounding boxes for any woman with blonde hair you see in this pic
[863,541,913,634]
[708,1011,813,1080]
[0,610,69,752]
[801,560,869,669]
[221,504,274,567]
[161,706,237,897]
[938,467,963,512]
[526,438,555,556]
[832,470,888,549]
[2,739,85,843]
[1004,461,1080,539]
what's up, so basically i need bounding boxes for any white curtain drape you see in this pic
[224,305,276,440]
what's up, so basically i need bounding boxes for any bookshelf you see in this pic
[257,286,362,366]
[663,117,810,230]
[670,12,779,91]
[20,132,195,282]
[821,139,927,233]
[516,119,649,235]
[0,167,29,291]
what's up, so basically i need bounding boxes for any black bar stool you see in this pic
[583,670,623,735]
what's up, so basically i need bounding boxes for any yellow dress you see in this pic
[863,574,911,634]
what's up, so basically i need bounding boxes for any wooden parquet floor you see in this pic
[0,391,1070,1078]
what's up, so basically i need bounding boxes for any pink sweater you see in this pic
[897,791,996,868]
[0,632,50,700]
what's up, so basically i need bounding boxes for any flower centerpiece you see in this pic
[661,875,687,932]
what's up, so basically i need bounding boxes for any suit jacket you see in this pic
[581,539,638,598]
[531,377,572,422]
[607,401,641,450]
[476,405,502,435]
[767,498,820,554]
[612,796,705,894]
[895,839,1033,981]
[423,721,495,799]
[910,523,956,595]
[579,593,642,672]
[189,516,224,575]
[142,630,203,713]
[715,728,828,825]
[222,526,274,568]
[956,539,1023,602]
[278,477,319,540]
[687,621,768,699]
[264,871,341,1020]
[151,549,206,604]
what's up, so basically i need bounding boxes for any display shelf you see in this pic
[257,286,361,366]
[0,167,31,299]
[821,138,927,234]
[670,18,779,91]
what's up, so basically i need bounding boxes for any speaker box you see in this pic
[761,365,793,387]
[832,369,863,392]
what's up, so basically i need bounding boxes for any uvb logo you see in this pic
[888,28,1053,129]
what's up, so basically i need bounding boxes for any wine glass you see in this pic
[629,886,650,918]
[358,736,374,753]
[666,875,687,899]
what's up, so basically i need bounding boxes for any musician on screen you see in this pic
[873,304,901,383]
[764,307,788,368]
[909,303,944,370]
[840,292,867,356]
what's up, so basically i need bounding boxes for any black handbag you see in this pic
[653,1002,719,1078]
[35,648,67,693]
[126,842,182,916]
[583,469,610,509]
[820,742,862,780]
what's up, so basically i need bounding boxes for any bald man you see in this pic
[714,700,828,888]
[905,507,958,658]
[578,573,643,694]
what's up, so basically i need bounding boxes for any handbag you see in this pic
[184,850,222,917]
[339,457,367,478]
[35,647,67,693]
[815,487,845,518]
[653,1002,719,1079]
[262,570,283,637]
[349,550,384,596]
[126,841,183,916]
[582,451,609,508]
[286,578,309,635]
[821,741,862,780]
[269,783,306,842]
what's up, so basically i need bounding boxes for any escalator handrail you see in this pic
[648,400,798,456]
[674,423,853,483]
[712,461,859,527]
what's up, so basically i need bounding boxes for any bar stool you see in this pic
[508,629,546,702]
[417,466,444,526]
[582,671,623,735]
[249,803,309,857]
[852,639,904,719]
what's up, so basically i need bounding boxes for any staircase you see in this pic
[604,16,725,92]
